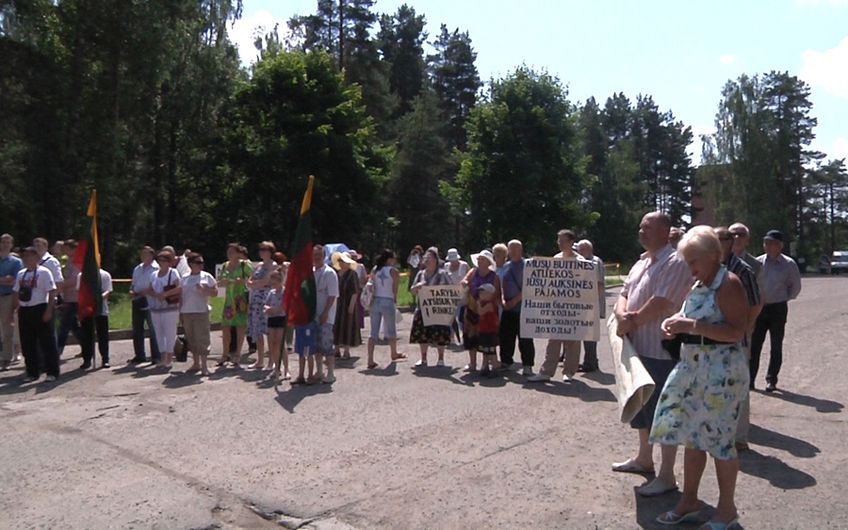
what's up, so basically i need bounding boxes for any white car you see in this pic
[831,251,848,274]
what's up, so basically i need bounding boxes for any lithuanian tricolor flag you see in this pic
[72,190,103,320]
[283,176,317,326]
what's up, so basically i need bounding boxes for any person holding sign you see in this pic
[611,212,692,498]
[460,250,501,373]
[528,229,586,383]
[409,247,452,367]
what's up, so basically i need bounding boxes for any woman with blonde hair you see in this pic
[650,226,749,529]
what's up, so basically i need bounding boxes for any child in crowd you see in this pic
[264,271,290,382]
[476,283,500,377]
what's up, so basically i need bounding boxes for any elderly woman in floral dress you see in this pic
[650,226,749,530]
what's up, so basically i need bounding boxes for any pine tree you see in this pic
[377,4,427,117]
[429,24,480,150]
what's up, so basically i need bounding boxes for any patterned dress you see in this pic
[409,269,452,347]
[649,266,750,460]
[220,260,253,327]
[248,263,273,340]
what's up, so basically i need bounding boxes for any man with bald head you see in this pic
[499,239,535,375]
[612,212,693,497]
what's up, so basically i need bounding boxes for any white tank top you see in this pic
[373,266,394,299]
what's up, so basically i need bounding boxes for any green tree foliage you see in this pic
[377,4,427,117]
[429,24,480,150]
[702,71,820,253]
[449,67,590,253]
[388,90,452,253]
[219,50,388,254]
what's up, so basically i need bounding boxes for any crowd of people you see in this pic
[0,213,804,530]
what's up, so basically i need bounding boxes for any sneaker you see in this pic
[436,359,445,367]
[45,375,57,383]
[562,373,572,383]
[102,360,111,368]
[522,367,534,376]
[765,382,777,393]
[414,359,428,368]
[463,364,477,373]
[527,373,550,383]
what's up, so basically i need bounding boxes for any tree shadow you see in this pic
[748,424,820,458]
[274,382,333,413]
[410,365,474,387]
[359,362,399,377]
[521,378,617,402]
[739,448,817,490]
[762,388,844,413]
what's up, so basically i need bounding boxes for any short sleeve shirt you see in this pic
[314,265,339,323]
[13,266,56,307]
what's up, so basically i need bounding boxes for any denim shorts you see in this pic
[370,297,397,339]
[294,323,317,357]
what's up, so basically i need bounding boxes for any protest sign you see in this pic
[520,257,600,341]
[418,285,462,327]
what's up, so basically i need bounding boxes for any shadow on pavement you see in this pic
[521,379,617,402]
[762,388,844,413]
[634,487,686,530]
[359,362,399,377]
[411,365,474,386]
[335,356,361,369]
[581,369,616,386]
[748,424,820,458]
[161,371,205,389]
[0,363,90,396]
[275,383,333,413]
[739,448,817,490]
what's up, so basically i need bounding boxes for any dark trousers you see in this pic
[581,341,598,369]
[57,301,83,353]
[80,315,109,363]
[19,304,60,378]
[499,310,535,367]
[750,301,788,385]
[132,297,159,362]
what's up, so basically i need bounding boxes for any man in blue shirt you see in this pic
[499,240,535,376]
[0,233,24,370]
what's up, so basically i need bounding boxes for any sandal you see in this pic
[657,505,705,525]
[367,362,379,369]
[390,353,407,361]
[699,518,739,530]
[612,458,655,475]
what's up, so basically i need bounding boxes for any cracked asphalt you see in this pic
[1,277,846,529]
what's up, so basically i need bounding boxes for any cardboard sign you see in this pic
[418,285,462,327]
[519,257,600,341]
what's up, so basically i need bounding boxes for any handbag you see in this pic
[163,270,181,305]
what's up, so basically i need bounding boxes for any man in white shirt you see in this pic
[77,268,113,369]
[12,247,60,382]
[129,246,160,364]
[528,229,588,382]
[313,245,339,384]
[33,237,63,352]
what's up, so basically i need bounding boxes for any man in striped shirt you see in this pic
[612,212,693,497]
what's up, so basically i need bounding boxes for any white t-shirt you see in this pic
[13,266,56,307]
[38,253,64,286]
[314,265,339,323]
[149,268,181,311]
[180,271,217,314]
[76,269,113,316]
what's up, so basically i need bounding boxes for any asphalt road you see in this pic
[1,277,846,529]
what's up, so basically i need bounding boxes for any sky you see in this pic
[231,0,848,164]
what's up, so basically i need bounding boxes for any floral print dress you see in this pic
[248,263,272,340]
[221,260,253,327]
[649,266,750,460]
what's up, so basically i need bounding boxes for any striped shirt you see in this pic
[620,244,693,360]
[725,254,760,307]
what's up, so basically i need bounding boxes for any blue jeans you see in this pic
[370,297,397,339]
[57,302,83,354]
[132,297,160,362]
